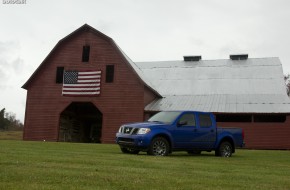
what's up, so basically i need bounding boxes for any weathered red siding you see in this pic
[23,26,157,143]
[218,115,290,149]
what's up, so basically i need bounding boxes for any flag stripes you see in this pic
[62,70,101,96]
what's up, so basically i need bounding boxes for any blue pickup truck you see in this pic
[116,111,245,157]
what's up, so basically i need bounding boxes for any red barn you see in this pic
[22,24,160,143]
[22,24,290,149]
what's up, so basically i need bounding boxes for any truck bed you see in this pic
[217,127,244,148]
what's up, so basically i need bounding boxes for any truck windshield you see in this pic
[148,111,181,124]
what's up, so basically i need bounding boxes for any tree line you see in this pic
[0,108,23,131]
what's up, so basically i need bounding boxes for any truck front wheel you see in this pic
[148,137,169,156]
[216,141,233,157]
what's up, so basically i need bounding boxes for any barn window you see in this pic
[106,65,114,83]
[82,45,90,62]
[253,114,286,123]
[215,114,252,122]
[56,67,64,83]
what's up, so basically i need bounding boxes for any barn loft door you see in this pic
[59,102,102,143]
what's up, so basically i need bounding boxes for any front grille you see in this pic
[124,127,133,134]
[120,126,139,135]
[131,128,139,135]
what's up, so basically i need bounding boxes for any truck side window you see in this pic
[178,113,196,126]
[199,114,212,127]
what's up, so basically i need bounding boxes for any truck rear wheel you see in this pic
[216,141,233,157]
[148,137,169,156]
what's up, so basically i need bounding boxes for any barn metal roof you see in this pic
[116,45,161,97]
[144,94,290,113]
[135,57,290,113]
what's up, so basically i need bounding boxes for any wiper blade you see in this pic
[149,121,163,123]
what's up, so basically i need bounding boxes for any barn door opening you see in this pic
[59,102,102,143]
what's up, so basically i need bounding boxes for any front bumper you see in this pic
[116,133,151,150]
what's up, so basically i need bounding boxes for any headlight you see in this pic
[137,128,151,135]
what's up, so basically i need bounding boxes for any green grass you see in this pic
[0,141,290,190]
[0,131,23,140]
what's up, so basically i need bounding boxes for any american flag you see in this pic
[62,70,101,96]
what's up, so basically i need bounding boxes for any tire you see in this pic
[148,137,170,156]
[120,147,140,154]
[217,141,233,157]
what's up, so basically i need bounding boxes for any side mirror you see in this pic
[177,121,187,126]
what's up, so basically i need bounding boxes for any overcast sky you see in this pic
[1,0,290,122]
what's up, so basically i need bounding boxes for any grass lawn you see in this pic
[0,131,23,140]
[0,140,290,190]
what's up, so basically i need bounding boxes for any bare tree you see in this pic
[0,108,23,131]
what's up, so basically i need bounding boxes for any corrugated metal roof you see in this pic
[116,45,161,97]
[144,95,290,113]
[135,57,290,113]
